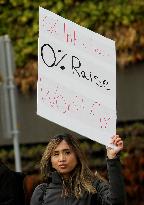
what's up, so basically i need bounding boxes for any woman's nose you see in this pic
[58,153,66,161]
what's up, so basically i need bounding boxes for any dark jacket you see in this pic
[0,162,25,205]
[30,157,125,205]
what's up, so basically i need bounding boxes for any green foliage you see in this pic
[0,0,144,68]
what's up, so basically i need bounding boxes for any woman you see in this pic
[30,133,125,205]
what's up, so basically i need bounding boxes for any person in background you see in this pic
[30,133,125,205]
[0,160,25,205]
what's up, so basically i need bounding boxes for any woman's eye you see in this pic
[65,151,70,155]
[53,153,59,156]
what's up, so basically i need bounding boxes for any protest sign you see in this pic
[37,7,116,146]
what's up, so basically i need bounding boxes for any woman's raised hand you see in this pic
[106,135,124,159]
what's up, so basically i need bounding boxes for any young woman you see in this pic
[30,133,125,205]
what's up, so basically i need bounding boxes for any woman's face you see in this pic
[51,140,78,178]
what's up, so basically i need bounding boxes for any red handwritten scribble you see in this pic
[56,94,68,114]
[94,48,102,55]
[40,86,69,114]
[64,23,77,45]
[42,16,48,27]
[73,30,76,45]
[42,15,111,58]
[42,16,58,34]
[99,117,110,128]
[47,19,58,34]
[90,101,101,116]
[39,79,112,129]
[70,96,85,112]
[66,33,69,43]
[64,22,66,33]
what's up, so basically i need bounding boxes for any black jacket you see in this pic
[30,157,125,205]
[0,162,25,205]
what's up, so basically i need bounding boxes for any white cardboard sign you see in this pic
[37,7,116,146]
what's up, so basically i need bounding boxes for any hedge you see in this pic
[0,0,144,68]
[0,0,144,93]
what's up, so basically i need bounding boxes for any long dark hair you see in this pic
[40,133,97,198]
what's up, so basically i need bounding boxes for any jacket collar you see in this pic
[51,171,63,184]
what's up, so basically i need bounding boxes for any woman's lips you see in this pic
[59,164,67,168]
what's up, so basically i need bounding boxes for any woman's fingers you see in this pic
[111,135,124,150]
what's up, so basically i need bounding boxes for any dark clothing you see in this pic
[30,157,125,205]
[0,162,25,205]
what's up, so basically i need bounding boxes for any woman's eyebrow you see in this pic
[54,148,71,152]
[53,150,59,153]
[63,149,71,152]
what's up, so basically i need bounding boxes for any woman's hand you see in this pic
[106,135,124,159]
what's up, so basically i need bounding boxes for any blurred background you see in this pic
[0,0,144,205]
